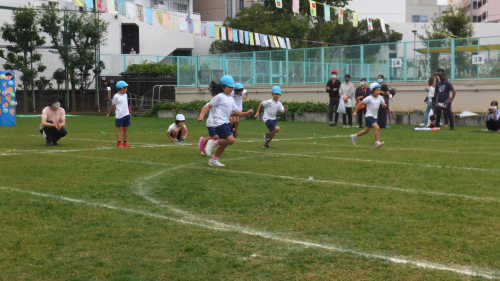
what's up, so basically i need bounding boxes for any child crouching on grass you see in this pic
[199,75,254,166]
[254,86,288,148]
[351,83,387,149]
[166,114,188,142]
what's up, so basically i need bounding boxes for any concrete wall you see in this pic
[175,80,500,113]
[193,0,227,22]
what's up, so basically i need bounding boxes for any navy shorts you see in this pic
[116,115,131,127]
[214,123,232,139]
[365,117,377,128]
[265,119,277,131]
[207,127,218,137]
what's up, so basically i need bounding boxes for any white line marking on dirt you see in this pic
[1,186,498,279]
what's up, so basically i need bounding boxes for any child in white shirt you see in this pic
[351,83,387,149]
[230,83,248,138]
[106,80,131,148]
[254,86,288,148]
[166,114,188,142]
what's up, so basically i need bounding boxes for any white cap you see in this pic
[176,114,185,121]
[369,83,381,91]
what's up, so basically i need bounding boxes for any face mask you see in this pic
[345,78,350,82]
[492,106,498,110]
[360,82,365,85]
[53,102,60,109]
[331,75,337,79]
[377,79,384,83]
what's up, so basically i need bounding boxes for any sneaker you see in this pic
[264,132,270,142]
[233,131,237,138]
[123,142,130,147]
[201,151,207,156]
[376,141,385,149]
[333,123,337,127]
[198,137,207,152]
[46,142,52,146]
[343,125,346,128]
[52,141,58,146]
[117,142,124,148]
[346,125,351,128]
[350,134,357,146]
[263,142,272,148]
[205,140,217,156]
[329,122,334,127]
[209,159,225,166]
[179,139,186,143]
[419,123,425,127]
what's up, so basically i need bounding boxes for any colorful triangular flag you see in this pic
[268,35,275,48]
[244,31,249,45]
[228,27,233,41]
[239,30,244,44]
[310,1,317,17]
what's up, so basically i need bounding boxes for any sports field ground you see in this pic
[1,116,499,280]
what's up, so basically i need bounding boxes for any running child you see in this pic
[230,83,248,138]
[198,75,254,166]
[254,86,288,148]
[166,114,188,142]
[350,83,387,149]
[106,81,131,147]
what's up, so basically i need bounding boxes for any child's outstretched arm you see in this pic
[281,105,289,114]
[234,108,254,117]
[254,102,263,118]
[105,105,115,118]
[198,104,211,122]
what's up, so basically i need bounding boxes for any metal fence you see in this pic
[101,36,500,87]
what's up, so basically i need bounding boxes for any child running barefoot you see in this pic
[351,83,387,149]
[166,114,188,142]
[199,75,254,166]
[254,86,288,148]
[230,83,248,138]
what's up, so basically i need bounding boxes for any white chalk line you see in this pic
[1,187,497,279]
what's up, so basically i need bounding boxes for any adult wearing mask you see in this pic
[339,74,355,128]
[434,71,456,130]
[355,78,368,128]
[326,70,342,127]
[485,101,500,131]
[376,75,390,128]
[40,95,67,146]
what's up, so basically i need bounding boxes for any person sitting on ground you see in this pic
[486,100,500,131]
[167,114,188,142]
[40,95,67,146]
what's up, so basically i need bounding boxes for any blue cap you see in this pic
[220,75,235,87]
[369,83,381,91]
[272,86,282,94]
[234,83,243,90]
[116,81,129,89]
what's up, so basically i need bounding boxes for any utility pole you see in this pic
[63,9,70,111]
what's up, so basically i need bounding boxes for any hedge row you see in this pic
[142,100,329,118]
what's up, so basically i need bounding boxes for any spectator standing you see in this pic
[339,74,355,128]
[326,70,342,127]
[376,75,390,128]
[420,77,435,127]
[434,71,456,130]
[355,78,368,128]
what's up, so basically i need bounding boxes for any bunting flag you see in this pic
[136,4,144,22]
[221,27,227,40]
[239,30,244,44]
[286,38,292,49]
[179,17,187,32]
[244,31,249,45]
[97,0,106,12]
[118,0,126,17]
[338,8,344,25]
[201,22,208,37]
[367,16,373,31]
[275,0,283,8]
[162,12,170,29]
[227,28,233,41]
[273,36,280,48]
[324,5,330,21]
[126,2,135,20]
[85,0,94,9]
[209,24,215,38]
[188,19,194,34]
[216,26,221,40]
[232,29,238,43]
[194,21,201,36]
[277,37,284,48]
[353,13,358,27]
[106,0,115,14]
[155,10,163,27]
[269,35,275,48]
[171,14,179,31]
[263,35,270,47]
[146,8,153,25]
[292,0,299,13]
[255,33,261,46]
[75,0,84,7]
[249,32,255,45]
[380,19,386,33]
[63,0,73,2]
[310,1,317,17]
[261,34,268,47]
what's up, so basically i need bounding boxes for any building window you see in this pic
[227,0,233,17]
[412,15,428,23]
[239,0,243,10]
[172,3,187,12]
[420,15,428,22]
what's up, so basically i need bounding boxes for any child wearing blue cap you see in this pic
[254,86,288,148]
[351,83,387,149]
[230,83,248,138]
[198,75,254,166]
[106,80,131,147]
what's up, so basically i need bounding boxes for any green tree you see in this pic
[35,76,50,107]
[0,7,46,113]
[52,68,65,98]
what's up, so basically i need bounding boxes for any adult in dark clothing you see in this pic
[326,69,342,127]
[376,75,390,128]
[432,68,449,127]
[433,71,456,130]
[355,78,368,128]
[485,101,500,131]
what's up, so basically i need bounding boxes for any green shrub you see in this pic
[126,61,177,77]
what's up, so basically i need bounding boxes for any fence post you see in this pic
[123,55,127,73]
[303,49,306,84]
[451,38,455,81]
[403,42,407,82]
[252,51,256,86]
[177,58,180,86]
[360,45,364,80]
[477,37,480,79]
[224,54,228,76]
[195,55,199,86]
[286,48,289,84]
[321,47,325,83]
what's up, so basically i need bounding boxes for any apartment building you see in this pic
[455,0,500,22]
[193,0,257,22]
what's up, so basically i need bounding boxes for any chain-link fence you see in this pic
[100,36,500,87]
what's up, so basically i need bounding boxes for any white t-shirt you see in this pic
[206,93,238,127]
[230,89,247,111]
[262,99,285,122]
[167,123,187,134]
[112,93,130,119]
[428,86,435,100]
[362,95,386,119]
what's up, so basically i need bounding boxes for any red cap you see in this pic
[331,70,338,74]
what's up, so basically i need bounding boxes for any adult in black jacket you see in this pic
[326,69,342,127]
[376,75,390,128]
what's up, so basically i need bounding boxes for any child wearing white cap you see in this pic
[230,83,248,138]
[351,83,387,149]
[167,114,188,142]
[254,86,288,148]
